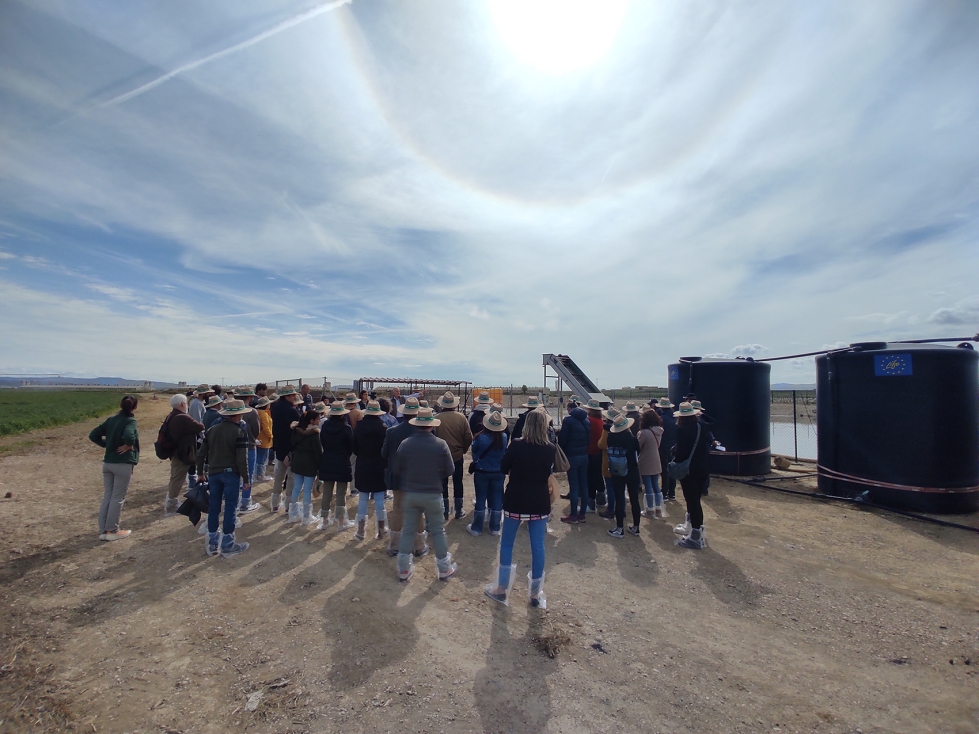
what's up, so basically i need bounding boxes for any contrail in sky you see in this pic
[101,0,353,108]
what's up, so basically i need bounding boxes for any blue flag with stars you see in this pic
[874,353,912,376]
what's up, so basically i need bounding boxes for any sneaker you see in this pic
[488,528,501,537]
[102,529,132,542]
[238,501,261,514]
[349,488,359,497]
[559,493,570,500]
[559,514,578,524]
[221,540,250,558]
[607,527,624,539]
[454,508,467,521]
[598,510,614,519]
[413,544,430,557]
[466,524,482,537]
[398,565,414,582]
[627,525,640,537]
[437,562,458,581]
[206,532,221,557]
[484,588,508,605]
[577,515,587,524]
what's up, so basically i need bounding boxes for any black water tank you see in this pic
[667,357,771,475]
[816,342,979,513]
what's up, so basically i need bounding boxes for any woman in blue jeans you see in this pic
[485,409,556,608]
[467,410,509,536]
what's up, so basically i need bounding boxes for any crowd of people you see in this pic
[88,382,716,606]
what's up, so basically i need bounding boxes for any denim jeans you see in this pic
[207,469,241,535]
[566,454,589,516]
[99,462,133,533]
[604,476,616,515]
[291,474,316,505]
[247,447,257,483]
[398,492,448,560]
[471,472,505,532]
[642,474,662,508]
[255,447,270,470]
[499,516,546,580]
[357,491,387,521]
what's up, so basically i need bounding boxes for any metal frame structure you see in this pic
[353,377,473,412]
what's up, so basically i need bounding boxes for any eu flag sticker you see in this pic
[874,353,912,376]
[669,366,679,381]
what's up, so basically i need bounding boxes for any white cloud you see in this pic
[929,296,979,326]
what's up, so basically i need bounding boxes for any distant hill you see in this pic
[772,383,816,390]
[0,376,182,389]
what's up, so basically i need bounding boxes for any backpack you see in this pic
[154,415,176,460]
[607,445,629,477]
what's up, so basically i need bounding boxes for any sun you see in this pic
[487,0,630,75]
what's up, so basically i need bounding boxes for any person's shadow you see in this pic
[473,606,554,733]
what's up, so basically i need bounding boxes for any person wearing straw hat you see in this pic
[433,391,473,520]
[469,390,495,435]
[381,397,430,557]
[391,407,457,582]
[270,385,303,513]
[511,396,543,441]
[605,412,643,538]
[484,409,555,607]
[467,409,509,536]
[671,402,710,549]
[344,392,363,430]
[287,402,326,526]
[316,401,356,530]
[233,387,261,513]
[584,398,606,511]
[196,399,251,558]
[352,400,390,541]
[202,394,224,430]
[683,396,716,496]
[653,397,678,501]
[622,401,643,437]
[189,384,211,424]
[252,396,274,483]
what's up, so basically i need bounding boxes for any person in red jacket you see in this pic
[584,398,605,513]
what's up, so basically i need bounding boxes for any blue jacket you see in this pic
[471,431,508,474]
[558,408,591,457]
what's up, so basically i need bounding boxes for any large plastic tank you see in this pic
[667,357,771,475]
[816,342,979,513]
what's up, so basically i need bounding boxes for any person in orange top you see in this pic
[253,396,274,483]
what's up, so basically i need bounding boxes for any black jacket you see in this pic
[674,421,711,477]
[606,428,640,477]
[290,423,322,477]
[352,415,387,493]
[657,409,677,449]
[271,398,302,460]
[318,417,353,482]
[500,441,555,516]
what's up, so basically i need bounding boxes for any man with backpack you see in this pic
[161,394,205,516]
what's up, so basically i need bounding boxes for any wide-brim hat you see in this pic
[622,402,640,413]
[219,399,250,416]
[312,401,328,413]
[363,399,385,416]
[278,385,298,397]
[690,400,705,412]
[418,400,430,408]
[409,407,441,427]
[521,397,543,409]
[609,415,634,434]
[475,391,493,405]
[205,395,224,408]
[401,398,421,415]
[654,397,674,409]
[343,392,360,405]
[482,410,506,432]
[438,391,460,409]
[674,401,702,418]
[585,398,604,412]
[254,396,271,408]
[604,406,621,421]
[236,387,256,398]
[327,401,350,416]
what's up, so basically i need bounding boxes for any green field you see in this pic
[0,391,127,436]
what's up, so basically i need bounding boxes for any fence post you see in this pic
[792,390,798,463]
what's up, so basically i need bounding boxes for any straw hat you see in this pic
[439,391,460,409]
[363,400,385,416]
[604,406,621,421]
[312,401,328,413]
[219,399,250,416]
[418,399,430,408]
[585,398,604,412]
[673,401,702,418]
[278,385,298,397]
[235,387,256,398]
[401,397,421,415]
[327,401,350,416]
[204,395,224,409]
[254,396,271,409]
[521,396,543,409]
[482,410,506,432]
[195,384,212,396]
[690,400,705,412]
[475,391,493,406]
[491,402,503,412]
[268,393,278,401]
[344,392,360,406]
[622,401,641,413]
[609,413,635,434]
[409,407,441,427]
[654,397,674,409]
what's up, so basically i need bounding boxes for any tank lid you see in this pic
[849,342,888,351]
[957,342,975,350]
[679,356,702,363]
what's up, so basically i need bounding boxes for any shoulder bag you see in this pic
[552,442,570,473]
[667,423,701,481]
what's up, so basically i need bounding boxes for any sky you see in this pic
[1,0,977,389]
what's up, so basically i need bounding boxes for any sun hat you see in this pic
[521,396,543,409]
[401,397,421,415]
[690,400,705,412]
[344,392,360,406]
[409,406,441,427]
[363,400,385,416]
[278,385,298,397]
[312,401,328,413]
[482,410,506,432]
[195,384,212,396]
[219,399,250,416]
[585,398,604,412]
[254,396,271,409]
[622,401,641,413]
[438,391,460,409]
[418,399,430,408]
[491,402,503,411]
[654,397,674,409]
[235,387,256,398]
[604,406,621,421]
[327,401,350,416]
[268,393,278,401]
[205,395,224,408]
[673,401,702,418]
[475,391,493,406]
[609,413,635,434]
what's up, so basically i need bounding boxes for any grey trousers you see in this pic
[99,462,133,533]
[168,457,192,499]
[398,492,448,560]
[272,459,294,498]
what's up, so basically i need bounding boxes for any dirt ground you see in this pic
[1,396,977,734]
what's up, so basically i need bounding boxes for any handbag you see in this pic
[552,442,570,473]
[184,479,210,513]
[667,423,701,481]
[468,440,493,474]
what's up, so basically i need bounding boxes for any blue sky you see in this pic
[1,0,977,388]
